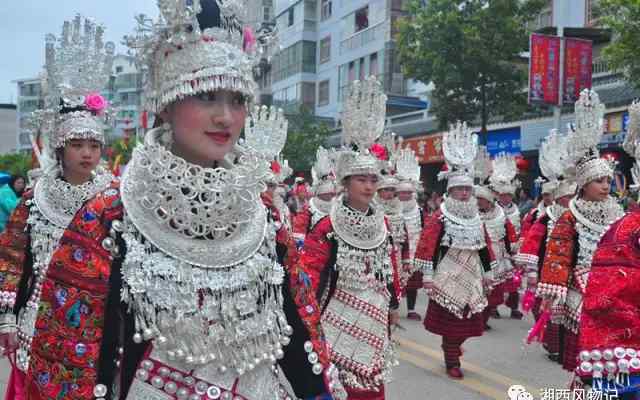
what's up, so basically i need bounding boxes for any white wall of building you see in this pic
[0,106,18,154]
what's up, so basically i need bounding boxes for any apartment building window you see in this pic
[355,6,369,32]
[359,58,366,80]
[319,36,331,64]
[348,61,355,82]
[272,41,317,82]
[370,53,379,76]
[318,80,330,106]
[115,66,124,73]
[288,7,295,26]
[321,0,332,21]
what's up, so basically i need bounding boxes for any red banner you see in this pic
[403,133,444,164]
[529,34,561,105]
[563,38,592,104]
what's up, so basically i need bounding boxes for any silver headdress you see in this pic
[539,130,576,199]
[335,76,387,182]
[623,101,640,191]
[125,0,272,113]
[438,121,477,189]
[395,147,421,193]
[489,153,520,195]
[44,15,114,154]
[567,89,613,188]
[311,147,337,195]
[474,145,494,202]
[244,104,289,184]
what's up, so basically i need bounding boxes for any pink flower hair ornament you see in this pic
[84,93,108,115]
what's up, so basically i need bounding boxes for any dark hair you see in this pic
[9,175,26,196]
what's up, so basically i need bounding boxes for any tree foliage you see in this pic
[597,0,640,89]
[281,106,333,173]
[396,0,546,132]
[0,152,33,178]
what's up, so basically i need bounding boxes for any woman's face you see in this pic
[161,90,247,166]
[542,192,553,206]
[12,177,25,194]
[448,185,472,202]
[477,197,493,211]
[556,194,573,208]
[345,174,378,210]
[62,139,102,182]
[397,190,413,202]
[582,176,611,202]
[377,188,396,201]
[498,192,514,205]
[317,192,335,202]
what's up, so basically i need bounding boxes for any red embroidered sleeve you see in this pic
[292,207,311,243]
[520,209,536,240]
[484,226,497,267]
[289,217,334,368]
[0,194,31,314]
[413,212,443,279]
[537,211,576,302]
[515,216,548,274]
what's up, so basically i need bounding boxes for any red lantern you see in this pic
[515,156,529,172]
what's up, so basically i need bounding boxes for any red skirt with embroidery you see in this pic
[405,271,423,291]
[423,300,484,340]
[561,328,579,372]
[346,385,385,400]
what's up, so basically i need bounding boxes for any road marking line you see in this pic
[397,336,542,396]
[397,350,507,400]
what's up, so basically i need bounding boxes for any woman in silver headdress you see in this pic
[2,2,333,400]
[0,15,115,399]
[538,89,624,374]
[289,77,399,400]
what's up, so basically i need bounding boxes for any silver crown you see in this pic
[335,76,387,182]
[45,15,115,108]
[474,145,492,181]
[438,121,477,188]
[395,147,420,183]
[540,130,570,182]
[244,105,288,160]
[125,0,272,113]
[44,15,114,153]
[341,76,387,150]
[567,89,613,187]
[489,153,520,194]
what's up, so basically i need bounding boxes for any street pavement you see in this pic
[0,294,571,399]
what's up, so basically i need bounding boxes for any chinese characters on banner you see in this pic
[529,34,561,105]
[403,133,444,164]
[563,38,593,104]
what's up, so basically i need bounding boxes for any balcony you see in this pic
[340,21,386,55]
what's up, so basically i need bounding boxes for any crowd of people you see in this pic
[0,1,639,400]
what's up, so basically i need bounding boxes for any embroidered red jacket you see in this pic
[0,192,32,313]
[289,216,400,370]
[577,210,640,379]
[413,210,497,276]
[538,211,576,299]
[516,214,550,275]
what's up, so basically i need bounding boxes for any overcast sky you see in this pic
[0,1,159,104]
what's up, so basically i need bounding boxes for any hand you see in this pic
[0,331,18,356]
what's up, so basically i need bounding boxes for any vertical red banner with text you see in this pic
[563,38,593,104]
[529,34,561,105]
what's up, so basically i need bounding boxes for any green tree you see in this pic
[597,0,640,89]
[0,152,33,178]
[281,106,333,173]
[396,0,546,133]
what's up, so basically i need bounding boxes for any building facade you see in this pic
[14,77,44,152]
[106,55,144,140]
[0,104,18,155]
[271,0,425,120]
